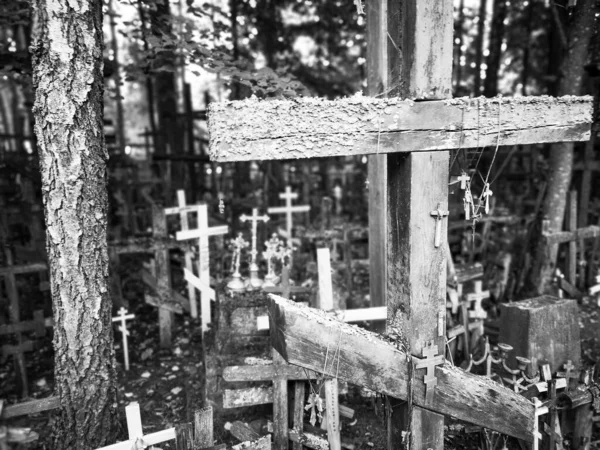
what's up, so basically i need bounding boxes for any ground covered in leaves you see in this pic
[3,281,600,449]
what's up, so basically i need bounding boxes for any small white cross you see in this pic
[267,186,310,246]
[457,173,470,190]
[112,307,135,371]
[466,280,489,320]
[482,183,493,214]
[429,202,449,248]
[95,402,176,450]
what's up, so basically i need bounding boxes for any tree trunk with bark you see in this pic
[522,0,597,297]
[31,0,119,448]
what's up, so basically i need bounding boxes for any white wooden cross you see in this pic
[112,307,134,371]
[164,189,199,318]
[267,186,310,245]
[240,208,269,289]
[95,402,175,450]
[175,204,228,332]
[183,268,216,333]
[315,247,341,450]
[466,280,489,320]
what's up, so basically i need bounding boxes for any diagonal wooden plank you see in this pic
[208,95,592,162]
[268,295,535,443]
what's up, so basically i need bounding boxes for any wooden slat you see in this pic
[543,225,600,245]
[0,262,47,276]
[194,406,214,448]
[1,396,60,419]
[272,350,289,450]
[223,387,273,408]
[208,96,592,162]
[223,364,314,382]
[268,295,536,442]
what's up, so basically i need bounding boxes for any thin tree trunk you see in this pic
[31,0,119,448]
[523,0,597,296]
[473,0,488,95]
[454,0,466,94]
[483,0,508,97]
[521,0,534,95]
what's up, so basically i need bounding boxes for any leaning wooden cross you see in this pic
[207,2,592,447]
[176,203,229,333]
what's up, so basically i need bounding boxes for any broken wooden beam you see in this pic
[542,224,600,245]
[267,295,536,443]
[1,396,60,419]
[208,95,592,162]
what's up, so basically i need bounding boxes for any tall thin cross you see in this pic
[164,190,199,318]
[112,307,135,371]
[176,204,228,332]
[267,186,310,245]
[239,208,269,289]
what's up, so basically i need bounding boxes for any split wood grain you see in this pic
[268,295,536,442]
[208,96,592,162]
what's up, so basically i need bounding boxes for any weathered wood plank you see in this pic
[208,95,592,162]
[543,224,600,245]
[223,363,315,382]
[1,396,60,419]
[223,387,273,408]
[194,406,214,448]
[268,295,535,442]
[272,350,289,450]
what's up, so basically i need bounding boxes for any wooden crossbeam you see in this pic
[208,96,592,162]
[267,295,536,442]
[1,396,60,419]
[0,262,47,276]
[542,224,600,245]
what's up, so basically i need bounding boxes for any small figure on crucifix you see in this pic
[227,233,249,293]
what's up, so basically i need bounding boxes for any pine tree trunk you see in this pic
[523,0,597,296]
[31,0,119,448]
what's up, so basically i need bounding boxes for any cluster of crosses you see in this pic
[227,186,310,293]
[206,1,592,449]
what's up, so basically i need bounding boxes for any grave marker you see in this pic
[175,203,228,332]
[164,189,199,318]
[267,186,310,246]
[111,307,134,371]
[240,208,269,289]
[95,402,176,450]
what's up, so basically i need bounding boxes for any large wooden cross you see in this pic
[206,2,592,447]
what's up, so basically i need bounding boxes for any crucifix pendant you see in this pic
[430,203,449,248]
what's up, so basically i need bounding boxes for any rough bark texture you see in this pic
[524,0,597,296]
[31,0,119,448]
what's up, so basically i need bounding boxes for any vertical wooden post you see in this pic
[152,204,173,348]
[272,350,289,450]
[184,83,199,199]
[177,190,199,318]
[194,406,214,448]
[292,381,305,450]
[568,191,577,286]
[366,0,453,448]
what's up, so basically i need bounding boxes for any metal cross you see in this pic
[429,202,449,248]
[413,341,444,404]
[240,208,269,288]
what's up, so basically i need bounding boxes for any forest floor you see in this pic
[3,292,600,449]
